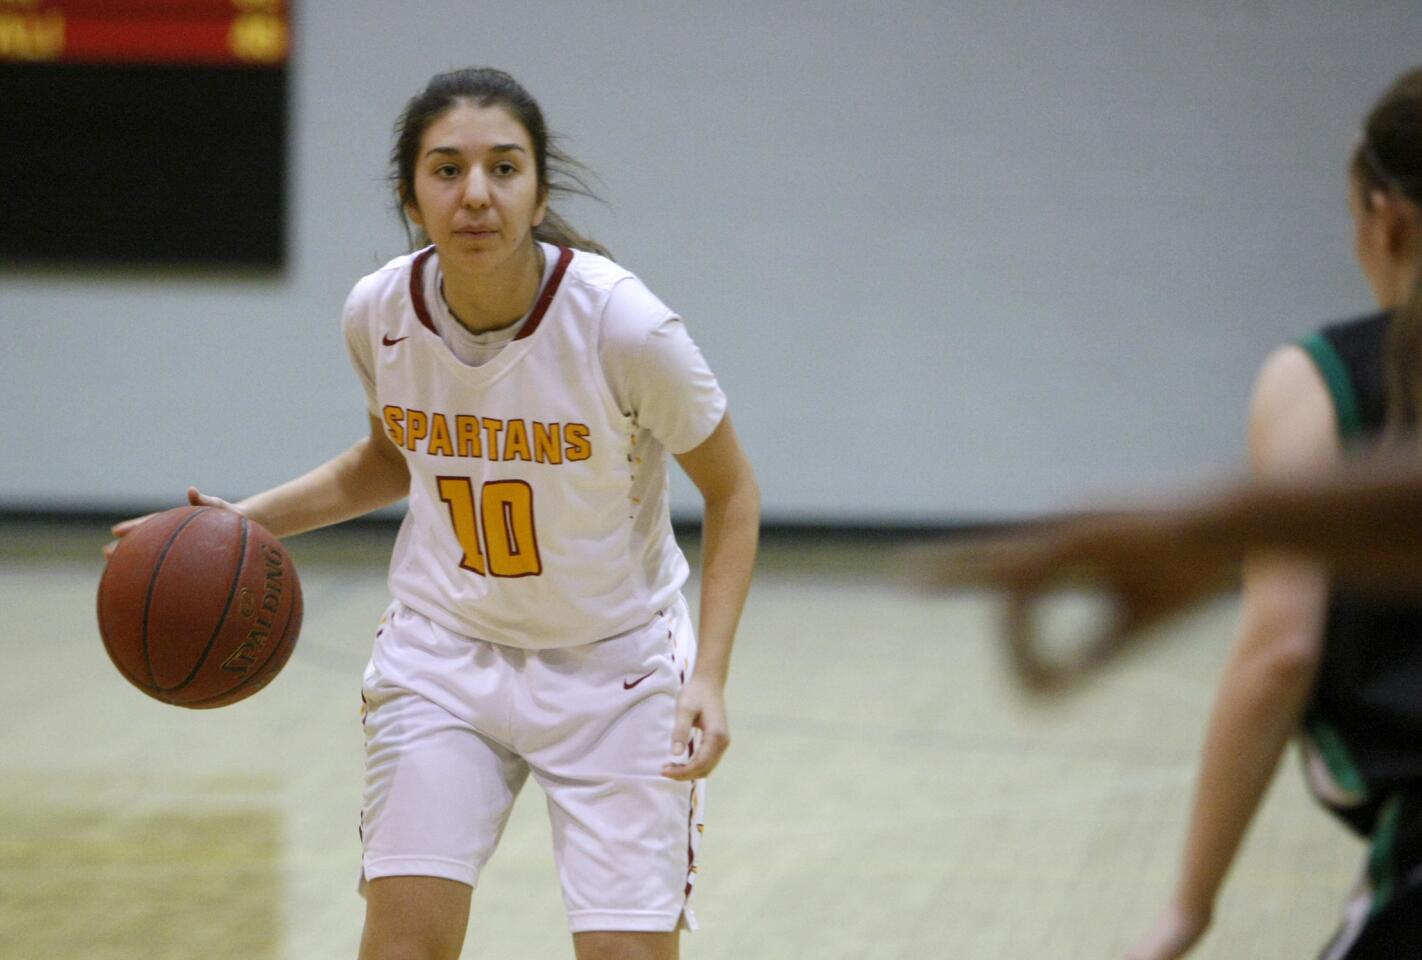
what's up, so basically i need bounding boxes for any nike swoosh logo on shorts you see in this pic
[623,670,655,690]
[382,334,409,346]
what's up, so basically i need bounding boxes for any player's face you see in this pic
[406,101,548,275]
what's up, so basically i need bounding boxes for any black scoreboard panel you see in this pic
[1,62,287,266]
[0,2,288,267]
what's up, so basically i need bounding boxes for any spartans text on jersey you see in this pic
[382,405,593,463]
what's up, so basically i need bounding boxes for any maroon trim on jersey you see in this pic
[515,246,573,341]
[409,245,569,340]
[684,781,698,899]
[408,246,439,334]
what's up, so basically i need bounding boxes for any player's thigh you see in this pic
[359,875,472,960]
[573,930,678,960]
[526,601,701,933]
[361,676,528,888]
[537,756,700,932]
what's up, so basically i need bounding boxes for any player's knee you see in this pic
[360,931,462,960]
[573,930,677,960]
[359,877,470,960]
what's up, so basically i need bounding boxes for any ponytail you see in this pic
[1383,269,1422,432]
[535,212,612,259]
[534,180,613,259]
[1355,67,1422,434]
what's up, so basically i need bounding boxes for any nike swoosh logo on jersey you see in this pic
[624,670,656,690]
[382,334,409,346]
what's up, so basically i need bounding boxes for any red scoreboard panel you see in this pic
[1,1,289,266]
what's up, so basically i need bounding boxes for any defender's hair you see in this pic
[1353,68,1422,431]
[390,67,610,258]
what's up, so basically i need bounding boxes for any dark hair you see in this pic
[390,67,610,258]
[1352,67,1422,431]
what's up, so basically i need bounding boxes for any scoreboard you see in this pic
[1,0,289,266]
[0,0,288,65]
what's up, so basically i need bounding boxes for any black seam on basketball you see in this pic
[98,563,152,691]
[100,618,150,690]
[250,546,300,672]
[228,569,297,692]
[278,585,302,656]
[141,507,211,690]
[160,513,250,692]
[179,628,287,707]
[251,571,301,681]
[179,549,299,708]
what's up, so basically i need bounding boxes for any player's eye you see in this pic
[434,164,460,178]
[493,161,517,177]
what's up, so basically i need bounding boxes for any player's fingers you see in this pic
[901,538,1028,591]
[110,512,155,537]
[106,512,159,554]
[1122,903,1209,960]
[189,486,221,507]
[1122,934,1188,960]
[1004,583,1132,694]
[663,727,730,780]
[669,699,697,757]
[663,698,704,780]
[188,486,242,514]
[688,727,732,777]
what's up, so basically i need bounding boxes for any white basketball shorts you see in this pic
[358,594,703,933]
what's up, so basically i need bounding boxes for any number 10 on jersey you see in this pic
[436,477,543,577]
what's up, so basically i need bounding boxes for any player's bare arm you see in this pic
[1124,345,1335,960]
[232,413,410,538]
[906,449,1422,691]
[105,413,410,555]
[663,413,759,781]
[1194,456,1422,588]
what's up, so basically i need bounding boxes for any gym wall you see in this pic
[3,0,1418,524]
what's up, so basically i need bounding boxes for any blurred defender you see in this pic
[923,67,1422,959]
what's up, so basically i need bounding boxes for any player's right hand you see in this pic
[103,487,242,559]
[1122,902,1211,960]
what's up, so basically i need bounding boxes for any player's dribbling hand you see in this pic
[1122,902,1211,960]
[103,486,243,559]
[662,675,730,781]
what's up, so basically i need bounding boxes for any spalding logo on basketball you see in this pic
[97,506,303,708]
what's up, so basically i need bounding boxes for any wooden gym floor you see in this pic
[0,521,1358,959]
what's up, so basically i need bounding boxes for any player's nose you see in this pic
[462,169,491,208]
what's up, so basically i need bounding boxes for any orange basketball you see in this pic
[97,506,303,708]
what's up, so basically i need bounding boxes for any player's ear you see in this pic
[532,183,548,228]
[1373,190,1414,257]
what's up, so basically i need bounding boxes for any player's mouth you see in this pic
[455,226,498,239]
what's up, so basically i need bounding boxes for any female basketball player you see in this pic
[110,67,759,960]
[1116,69,1422,960]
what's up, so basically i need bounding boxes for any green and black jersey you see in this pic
[1298,311,1422,833]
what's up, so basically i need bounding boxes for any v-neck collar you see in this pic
[408,245,573,342]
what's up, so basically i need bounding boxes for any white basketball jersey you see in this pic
[342,245,724,648]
